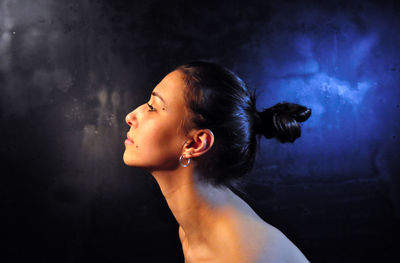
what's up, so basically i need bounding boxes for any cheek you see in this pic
[151,127,181,153]
[124,115,186,168]
[137,122,181,156]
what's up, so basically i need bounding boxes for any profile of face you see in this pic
[123,70,191,172]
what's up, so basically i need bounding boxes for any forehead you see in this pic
[153,70,186,108]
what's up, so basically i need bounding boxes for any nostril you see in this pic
[126,115,132,126]
[126,111,137,127]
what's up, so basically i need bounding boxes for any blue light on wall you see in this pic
[250,5,400,184]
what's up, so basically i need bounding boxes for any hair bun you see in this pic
[255,102,311,143]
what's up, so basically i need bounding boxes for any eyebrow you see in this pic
[151,91,166,106]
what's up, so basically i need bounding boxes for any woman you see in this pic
[123,61,311,263]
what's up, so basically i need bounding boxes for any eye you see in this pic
[147,102,156,112]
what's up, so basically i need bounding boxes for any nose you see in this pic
[125,110,136,127]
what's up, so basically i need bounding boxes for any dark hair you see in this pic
[175,61,311,188]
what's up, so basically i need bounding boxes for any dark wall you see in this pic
[1,0,399,262]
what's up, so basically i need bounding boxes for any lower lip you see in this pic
[125,139,134,145]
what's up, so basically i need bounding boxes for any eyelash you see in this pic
[147,102,156,112]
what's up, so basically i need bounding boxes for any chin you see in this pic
[123,152,134,166]
[123,153,147,168]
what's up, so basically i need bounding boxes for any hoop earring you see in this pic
[179,154,191,167]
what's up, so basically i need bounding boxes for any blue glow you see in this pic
[253,7,400,181]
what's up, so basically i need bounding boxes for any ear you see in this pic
[183,129,214,158]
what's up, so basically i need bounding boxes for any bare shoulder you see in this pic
[254,221,309,263]
[179,210,308,263]
[179,189,309,263]
[217,204,309,263]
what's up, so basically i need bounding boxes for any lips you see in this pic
[126,132,134,144]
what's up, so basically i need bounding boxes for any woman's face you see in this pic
[123,70,190,171]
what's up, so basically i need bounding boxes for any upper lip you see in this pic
[126,132,134,142]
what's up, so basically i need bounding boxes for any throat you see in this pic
[153,170,239,246]
[175,202,220,245]
[162,177,233,240]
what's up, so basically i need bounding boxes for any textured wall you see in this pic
[1,0,399,262]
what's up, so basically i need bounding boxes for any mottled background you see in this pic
[1,0,399,262]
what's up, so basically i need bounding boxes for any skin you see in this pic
[123,70,309,263]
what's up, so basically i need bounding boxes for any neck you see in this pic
[150,166,233,245]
